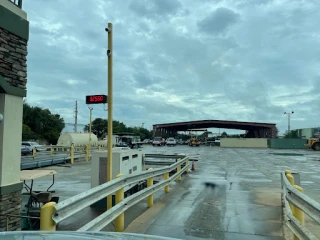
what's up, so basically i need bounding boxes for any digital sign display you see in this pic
[86,95,107,104]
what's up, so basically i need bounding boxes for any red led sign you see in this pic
[86,95,107,104]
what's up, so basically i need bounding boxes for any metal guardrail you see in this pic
[7,0,22,8]
[281,171,320,239]
[40,155,190,231]
[79,163,189,231]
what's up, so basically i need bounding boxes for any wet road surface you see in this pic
[125,145,320,239]
[25,145,320,239]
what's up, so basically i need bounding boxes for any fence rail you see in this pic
[40,155,190,231]
[281,171,320,240]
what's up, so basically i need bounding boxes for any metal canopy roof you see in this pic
[153,119,276,131]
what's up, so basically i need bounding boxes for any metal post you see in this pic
[85,144,89,161]
[50,145,54,157]
[164,172,169,193]
[32,147,36,160]
[286,173,295,213]
[88,107,93,160]
[177,158,181,181]
[40,202,56,230]
[147,168,153,207]
[106,22,113,210]
[293,185,304,240]
[115,173,124,232]
[70,144,74,164]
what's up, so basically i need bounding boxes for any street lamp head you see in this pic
[292,111,294,114]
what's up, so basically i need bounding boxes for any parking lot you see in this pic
[25,144,320,238]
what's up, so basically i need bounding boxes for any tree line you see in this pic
[84,118,153,140]
[22,103,65,144]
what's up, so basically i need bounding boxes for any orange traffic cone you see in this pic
[191,160,195,171]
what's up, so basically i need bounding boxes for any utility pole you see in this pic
[106,23,113,210]
[284,111,294,133]
[74,101,78,132]
[88,107,93,159]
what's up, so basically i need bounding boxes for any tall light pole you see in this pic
[284,111,294,133]
[87,107,93,161]
[106,23,113,210]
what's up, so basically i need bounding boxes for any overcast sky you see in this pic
[23,0,319,134]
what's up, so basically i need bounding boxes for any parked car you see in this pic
[177,139,184,145]
[152,137,163,146]
[142,139,150,144]
[21,145,30,155]
[22,142,47,152]
[166,138,177,146]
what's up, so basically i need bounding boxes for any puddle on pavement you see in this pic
[270,153,304,156]
[301,181,314,184]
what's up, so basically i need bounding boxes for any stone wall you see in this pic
[0,190,22,231]
[0,26,27,89]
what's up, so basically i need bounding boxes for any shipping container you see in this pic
[268,138,307,149]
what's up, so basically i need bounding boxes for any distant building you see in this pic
[61,123,87,134]
[294,127,320,139]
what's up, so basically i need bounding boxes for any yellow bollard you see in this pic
[71,145,75,164]
[50,146,54,157]
[186,159,189,173]
[32,147,36,160]
[62,147,64,152]
[285,170,291,175]
[293,185,304,240]
[286,174,295,213]
[164,172,169,193]
[286,173,294,186]
[115,174,124,232]
[85,144,89,161]
[98,146,101,151]
[147,168,153,208]
[40,202,56,230]
[177,158,181,181]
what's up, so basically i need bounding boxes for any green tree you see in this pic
[22,124,38,141]
[221,131,228,137]
[23,103,65,144]
[198,131,212,138]
[84,118,153,140]
[284,130,299,138]
[84,118,108,138]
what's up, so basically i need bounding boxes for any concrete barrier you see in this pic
[220,138,268,148]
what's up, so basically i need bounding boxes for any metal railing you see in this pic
[7,0,22,8]
[281,170,320,239]
[26,143,113,164]
[40,155,190,231]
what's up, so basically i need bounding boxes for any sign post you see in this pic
[106,22,113,210]
[85,95,107,161]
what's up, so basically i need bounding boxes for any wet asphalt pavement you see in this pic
[25,145,320,239]
[126,145,320,239]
